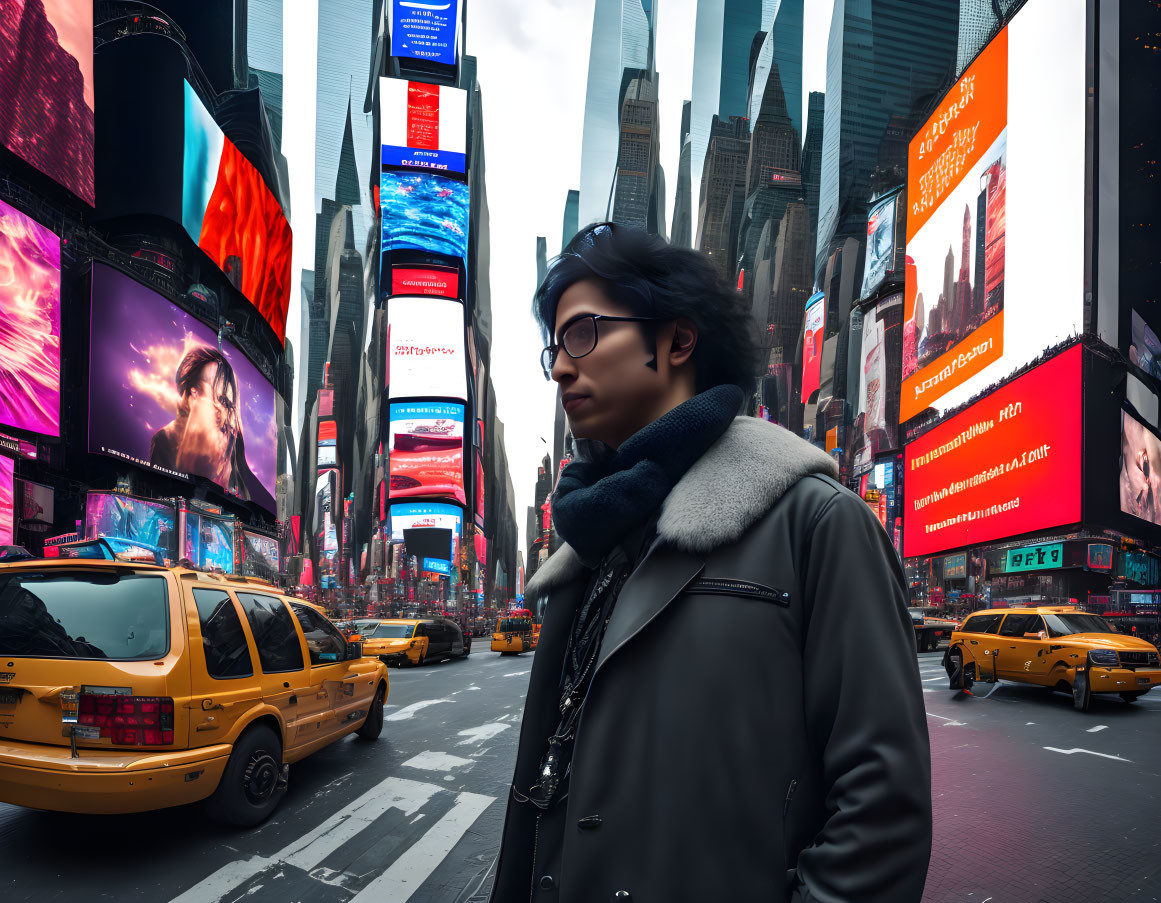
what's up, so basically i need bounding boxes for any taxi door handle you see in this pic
[316,691,328,699]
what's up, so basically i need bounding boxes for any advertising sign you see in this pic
[1006,542,1063,573]
[903,344,1082,558]
[901,0,1085,421]
[1087,543,1113,571]
[389,501,462,563]
[380,170,469,261]
[801,291,825,404]
[0,199,60,437]
[388,402,465,503]
[179,506,235,573]
[392,266,459,298]
[18,479,52,526]
[0,455,13,545]
[380,78,466,173]
[85,492,176,560]
[387,296,467,400]
[861,192,898,299]
[240,530,279,579]
[944,552,967,579]
[1118,409,1161,528]
[390,0,459,65]
[423,556,451,576]
[0,0,94,204]
[182,81,292,344]
[88,263,278,513]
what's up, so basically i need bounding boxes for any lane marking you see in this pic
[402,751,474,771]
[170,777,441,903]
[1086,725,1109,733]
[456,722,511,745]
[386,699,454,722]
[349,791,494,902]
[503,670,531,677]
[1043,747,1131,762]
[925,712,965,726]
[922,676,945,682]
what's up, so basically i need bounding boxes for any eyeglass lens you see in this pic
[561,317,597,358]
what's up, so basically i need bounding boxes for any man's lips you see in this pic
[562,393,590,412]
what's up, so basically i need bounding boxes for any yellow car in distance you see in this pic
[354,617,470,667]
[0,545,388,826]
[491,615,536,655]
[943,606,1161,711]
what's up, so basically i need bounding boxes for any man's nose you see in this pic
[551,349,576,383]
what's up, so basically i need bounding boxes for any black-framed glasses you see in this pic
[540,314,667,380]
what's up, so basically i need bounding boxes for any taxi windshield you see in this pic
[1043,612,1116,638]
[369,623,415,639]
[498,618,531,633]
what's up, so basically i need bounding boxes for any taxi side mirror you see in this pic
[346,641,363,660]
[1024,631,1047,640]
[349,634,363,643]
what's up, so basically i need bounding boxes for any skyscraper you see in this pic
[696,114,751,276]
[956,0,1020,75]
[247,0,284,150]
[610,70,665,234]
[747,0,803,143]
[670,101,693,247]
[800,91,825,248]
[562,189,580,247]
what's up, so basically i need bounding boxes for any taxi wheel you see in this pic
[1072,673,1092,712]
[207,724,286,827]
[357,685,386,740]
[947,650,965,690]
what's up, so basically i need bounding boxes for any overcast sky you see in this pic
[284,1,834,555]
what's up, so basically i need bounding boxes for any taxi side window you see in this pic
[962,613,1003,635]
[236,592,304,673]
[193,589,254,679]
[998,613,1037,637]
[291,604,346,666]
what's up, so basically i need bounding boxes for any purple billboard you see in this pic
[88,263,276,512]
[0,455,13,545]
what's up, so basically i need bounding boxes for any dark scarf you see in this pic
[552,383,744,568]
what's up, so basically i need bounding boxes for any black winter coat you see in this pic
[491,416,932,903]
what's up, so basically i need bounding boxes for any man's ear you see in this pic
[670,319,697,367]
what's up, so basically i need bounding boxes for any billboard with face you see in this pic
[380,78,466,173]
[861,192,899,299]
[0,0,94,204]
[387,296,466,400]
[88,263,278,513]
[901,0,1085,422]
[1119,410,1161,528]
[179,506,235,573]
[182,81,292,344]
[0,455,13,545]
[0,199,60,438]
[390,0,460,65]
[380,170,469,261]
[801,291,825,404]
[388,402,465,504]
[85,491,176,560]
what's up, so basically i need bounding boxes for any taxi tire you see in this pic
[947,650,965,690]
[356,685,386,740]
[1072,672,1092,712]
[207,724,286,827]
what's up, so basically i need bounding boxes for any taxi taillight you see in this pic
[78,694,175,745]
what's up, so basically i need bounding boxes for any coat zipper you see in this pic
[529,813,542,902]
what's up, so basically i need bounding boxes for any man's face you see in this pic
[186,362,238,460]
[550,279,675,449]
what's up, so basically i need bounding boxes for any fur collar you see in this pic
[524,416,838,599]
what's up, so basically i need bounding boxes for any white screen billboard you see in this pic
[387,296,466,400]
[380,78,467,173]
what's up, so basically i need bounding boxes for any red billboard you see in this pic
[391,267,459,299]
[903,344,1081,558]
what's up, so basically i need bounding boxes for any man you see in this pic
[150,346,257,501]
[491,224,931,902]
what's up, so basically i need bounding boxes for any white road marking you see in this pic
[386,698,454,722]
[1086,724,1109,733]
[456,722,511,745]
[922,676,945,682]
[503,670,531,677]
[170,777,440,903]
[402,751,474,771]
[1043,747,1131,762]
[1026,722,1035,725]
[926,712,965,726]
[349,791,494,902]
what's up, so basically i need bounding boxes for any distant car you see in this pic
[908,606,959,652]
[492,615,535,655]
[944,606,1161,711]
[355,617,469,667]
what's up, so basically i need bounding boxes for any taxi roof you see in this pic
[968,606,1081,616]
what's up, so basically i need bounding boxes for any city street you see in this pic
[1,649,1158,903]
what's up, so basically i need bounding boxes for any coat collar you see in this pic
[524,416,838,599]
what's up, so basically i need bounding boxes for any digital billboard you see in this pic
[85,491,176,561]
[388,402,465,504]
[380,170,469,261]
[380,78,466,173]
[390,0,459,66]
[903,344,1082,558]
[0,454,13,545]
[387,296,466,400]
[901,0,1085,422]
[179,506,235,573]
[18,479,52,527]
[0,199,60,438]
[315,469,339,559]
[240,529,279,579]
[0,0,94,204]
[182,81,292,344]
[861,191,899,299]
[391,266,459,299]
[389,501,462,565]
[1118,409,1161,528]
[88,263,278,513]
[857,293,904,456]
[801,291,825,404]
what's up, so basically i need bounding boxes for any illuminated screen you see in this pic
[388,296,466,400]
[861,192,898,299]
[380,170,469,261]
[241,530,279,579]
[88,263,278,513]
[19,479,52,526]
[0,199,60,437]
[182,81,292,344]
[801,292,825,404]
[392,266,459,298]
[1118,409,1161,528]
[389,501,462,567]
[318,445,337,468]
[380,78,466,173]
[901,0,1085,421]
[857,293,903,456]
[388,402,465,503]
[316,469,338,557]
[85,491,175,560]
[903,344,1082,558]
[179,508,235,573]
[0,0,94,204]
[391,0,459,65]
[0,455,13,545]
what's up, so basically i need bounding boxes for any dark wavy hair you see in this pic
[533,223,762,392]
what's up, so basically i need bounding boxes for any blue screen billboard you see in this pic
[380,170,469,261]
[390,0,459,66]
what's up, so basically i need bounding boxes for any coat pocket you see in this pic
[686,577,791,607]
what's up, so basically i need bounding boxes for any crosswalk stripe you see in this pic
[349,791,494,902]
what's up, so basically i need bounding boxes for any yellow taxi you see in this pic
[353,617,470,667]
[0,543,389,825]
[943,605,1161,711]
[491,614,535,655]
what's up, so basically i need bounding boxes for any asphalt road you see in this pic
[1,648,1158,902]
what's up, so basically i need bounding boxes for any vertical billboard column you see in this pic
[801,291,826,405]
